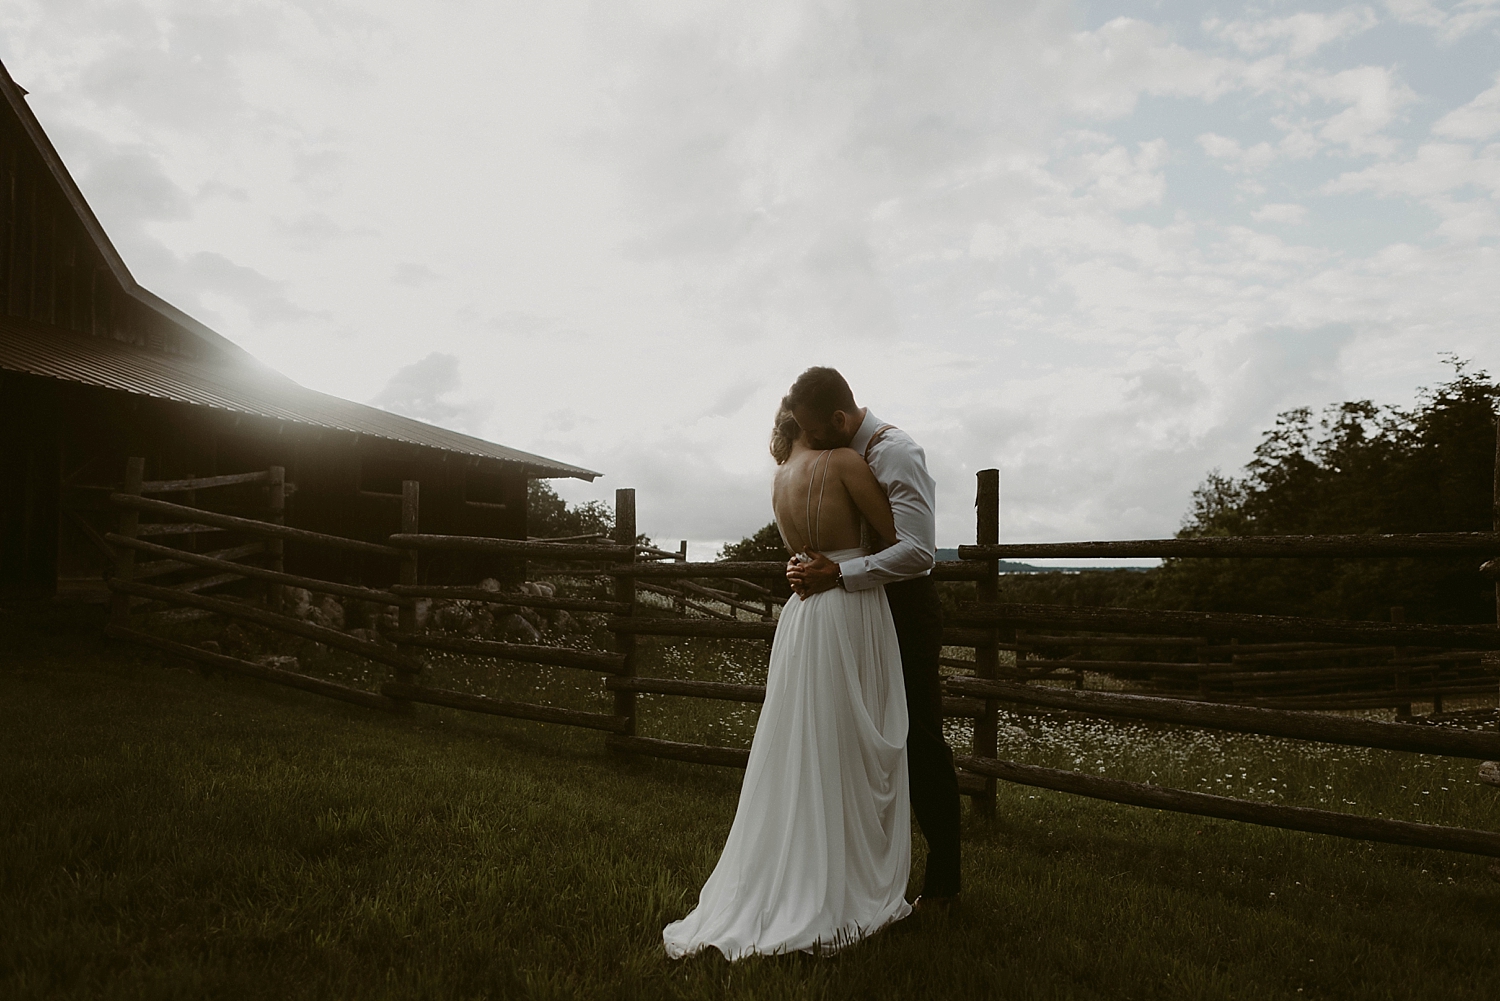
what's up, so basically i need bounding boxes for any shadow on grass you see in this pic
[2,601,1498,1000]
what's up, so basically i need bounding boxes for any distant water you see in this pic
[934,549,1148,574]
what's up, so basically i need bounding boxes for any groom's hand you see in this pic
[786,551,840,598]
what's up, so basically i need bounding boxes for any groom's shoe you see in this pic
[910,894,960,918]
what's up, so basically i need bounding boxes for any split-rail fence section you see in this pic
[100,451,1500,859]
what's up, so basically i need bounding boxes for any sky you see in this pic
[2,1,1497,560]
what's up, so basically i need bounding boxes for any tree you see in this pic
[1156,360,1499,622]
[718,522,787,562]
[526,480,615,540]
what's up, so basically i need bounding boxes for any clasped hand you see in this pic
[785,551,840,599]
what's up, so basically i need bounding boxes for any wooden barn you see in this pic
[0,58,599,600]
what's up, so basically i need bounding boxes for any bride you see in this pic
[662,405,912,960]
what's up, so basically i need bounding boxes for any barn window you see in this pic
[359,456,407,497]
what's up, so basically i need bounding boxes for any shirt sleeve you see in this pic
[837,436,937,591]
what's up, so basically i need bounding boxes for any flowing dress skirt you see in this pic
[663,548,911,959]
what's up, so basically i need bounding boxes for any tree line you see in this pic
[535,361,1497,622]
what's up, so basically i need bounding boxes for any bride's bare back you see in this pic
[773,439,897,555]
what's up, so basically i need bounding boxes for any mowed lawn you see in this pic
[2,605,1498,1000]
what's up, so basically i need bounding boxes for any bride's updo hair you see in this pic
[770,403,800,465]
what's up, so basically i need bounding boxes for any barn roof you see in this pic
[0,315,598,479]
[0,57,598,482]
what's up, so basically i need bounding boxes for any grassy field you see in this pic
[2,603,1499,1000]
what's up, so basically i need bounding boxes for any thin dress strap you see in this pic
[805,450,833,553]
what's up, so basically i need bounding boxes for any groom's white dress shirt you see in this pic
[838,410,937,592]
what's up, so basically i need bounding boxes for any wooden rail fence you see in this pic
[99,436,1500,859]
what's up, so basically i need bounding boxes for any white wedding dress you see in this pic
[663,546,912,960]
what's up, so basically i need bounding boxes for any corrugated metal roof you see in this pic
[0,317,600,480]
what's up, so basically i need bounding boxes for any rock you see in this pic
[518,607,544,629]
[550,610,578,634]
[496,613,540,644]
[315,595,345,630]
[307,600,348,630]
[468,607,496,637]
[413,598,432,630]
[521,580,556,598]
[434,601,474,633]
[1480,761,1500,788]
[285,587,313,619]
[253,654,300,671]
[478,578,502,593]
[999,725,1029,740]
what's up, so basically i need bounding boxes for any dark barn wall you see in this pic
[0,372,60,597]
[14,376,532,592]
[280,435,527,586]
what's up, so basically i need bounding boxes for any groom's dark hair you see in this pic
[785,367,856,418]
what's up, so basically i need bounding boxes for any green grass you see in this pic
[2,603,1499,1000]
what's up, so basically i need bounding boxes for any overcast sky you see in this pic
[3,1,1497,558]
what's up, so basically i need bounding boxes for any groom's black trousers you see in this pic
[884,575,962,897]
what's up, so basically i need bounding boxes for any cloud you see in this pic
[274,212,377,247]
[1385,0,1500,43]
[1198,132,1280,172]
[1252,202,1309,224]
[1207,7,1380,59]
[182,251,315,325]
[51,126,193,228]
[1061,17,1244,119]
[1310,66,1415,155]
[1326,142,1500,199]
[392,262,440,287]
[369,352,490,431]
[1434,73,1500,139]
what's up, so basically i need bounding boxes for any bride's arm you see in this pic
[831,450,896,548]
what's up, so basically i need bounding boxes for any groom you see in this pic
[783,366,962,913]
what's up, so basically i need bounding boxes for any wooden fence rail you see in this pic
[955,754,1500,858]
[957,601,1500,649]
[107,534,409,607]
[386,631,628,673]
[132,542,265,581]
[111,492,406,559]
[388,584,630,614]
[140,470,272,494]
[388,533,631,560]
[958,532,1500,560]
[945,678,1500,759]
[107,624,399,712]
[107,578,415,671]
[381,681,631,733]
[606,560,991,580]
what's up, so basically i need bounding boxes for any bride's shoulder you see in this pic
[826,447,870,473]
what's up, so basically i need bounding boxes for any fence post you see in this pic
[614,489,638,736]
[392,480,421,696]
[972,469,1000,818]
[675,539,687,615]
[109,457,145,629]
[1492,412,1498,626]
[267,465,285,613]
